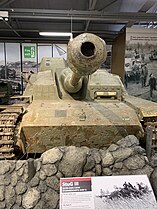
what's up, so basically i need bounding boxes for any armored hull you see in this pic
[20,66,145,153]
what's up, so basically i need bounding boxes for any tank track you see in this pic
[0,107,23,159]
[144,117,157,150]
[149,124,157,149]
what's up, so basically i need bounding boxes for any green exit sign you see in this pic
[24,46,36,58]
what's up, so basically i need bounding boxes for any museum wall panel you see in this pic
[125,28,157,102]
[111,31,125,81]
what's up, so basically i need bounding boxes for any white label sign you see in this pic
[60,175,157,209]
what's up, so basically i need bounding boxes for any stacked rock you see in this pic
[0,135,155,209]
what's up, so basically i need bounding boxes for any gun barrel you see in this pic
[63,33,107,93]
[70,73,81,87]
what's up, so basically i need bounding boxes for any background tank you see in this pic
[12,33,157,156]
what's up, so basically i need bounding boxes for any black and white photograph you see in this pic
[125,28,157,102]
[93,175,157,209]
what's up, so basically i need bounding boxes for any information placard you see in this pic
[60,177,94,209]
[60,175,157,209]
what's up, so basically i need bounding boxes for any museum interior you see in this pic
[0,0,157,209]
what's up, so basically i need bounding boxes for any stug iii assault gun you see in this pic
[1,33,157,159]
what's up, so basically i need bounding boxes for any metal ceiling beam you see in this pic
[2,18,21,37]
[0,28,118,35]
[0,28,39,32]
[85,0,98,31]
[126,0,157,27]
[0,0,10,7]
[89,0,92,9]
[7,9,157,22]
[98,0,118,11]
[0,0,17,7]
[0,34,115,40]
[73,30,118,36]
[140,0,157,12]
[15,18,20,29]
[9,19,127,25]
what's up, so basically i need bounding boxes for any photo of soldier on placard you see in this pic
[125,28,157,102]
[93,175,157,209]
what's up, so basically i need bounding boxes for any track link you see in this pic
[0,107,23,159]
[144,117,157,151]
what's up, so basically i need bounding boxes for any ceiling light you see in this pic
[0,11,8,20]
[39,32,73,38]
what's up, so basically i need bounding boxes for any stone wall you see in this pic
[0,135,156,209]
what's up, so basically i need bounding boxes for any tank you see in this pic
[1,33,157,159]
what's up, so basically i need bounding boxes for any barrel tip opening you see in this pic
[81,42,95,57]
